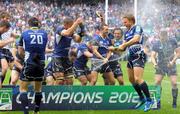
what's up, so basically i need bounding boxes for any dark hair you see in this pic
[0,20,11,28]
[123,14,135,24]
[0,11,11,19]
[63,17,74,24]
[28,17,40,27]
[113,27,123,34]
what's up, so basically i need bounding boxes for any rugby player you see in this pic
[18,17,48,114]
[91,23,115,85]
[110,14,153,111]
[151,29,179,108]
[0,20,15,88]
[52,17,83,85]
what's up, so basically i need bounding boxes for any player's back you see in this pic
[21,28,48,63]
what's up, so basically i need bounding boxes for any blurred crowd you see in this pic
[137,0,180,44]
[0,0,179,46]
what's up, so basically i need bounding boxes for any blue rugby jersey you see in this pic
[74,43,92,68]
[152,38,178,64]
[93,35,112,57]
[19,27,48,63]
[124,25,144,55]
[53,26,73,57]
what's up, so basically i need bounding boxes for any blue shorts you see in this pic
[127,52,146,69]
[109,60,123,78]
[91,62,112,73]
[52,57,73,76]
[44,66,53,77]
[20,62,45,81]
[73,66,91,78]
[155,64,177,76]
[0,48,14,62]
[44,62,56,80]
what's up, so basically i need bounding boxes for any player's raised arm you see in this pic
[96,11,105,24]
[73,23,86,43]
[61,17,83,37]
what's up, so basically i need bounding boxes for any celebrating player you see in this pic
[109,28,124,85]
[110,14,153,111]
[151,29,179,108]
[10,40,24,85]
[18,17,48,114]
[0,11,16,86]
[91,23,115,85]
[71,39,93,85]
[52,16,83,85]
[0,20,15,88]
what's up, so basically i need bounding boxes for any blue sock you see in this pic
[34,92,42,112]
[139,81,152,102]
[19,92,29,114]
[132,83,144,100]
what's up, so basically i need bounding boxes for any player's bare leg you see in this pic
[90,71,98,85]
[116,76,124,85]
[78,76,88,86]
[0,59,9,84]
[103,72,115,85]
[102,74,109,85]
[46,76,54,85]
[64,78,73,85]
[86,73,92,85]
[54,72,65,85]
[10,70,19,85]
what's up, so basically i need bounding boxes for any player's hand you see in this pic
[75,17,83,25]
[153,64,158,69]
[119,44,126,51]
[103,58,108,64]
[108,46,115,51]
[96,11,103,18]
[167,61,174,68]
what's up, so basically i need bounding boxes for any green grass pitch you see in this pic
[0,61,180,114]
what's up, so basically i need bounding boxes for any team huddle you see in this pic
[0,11,179,114]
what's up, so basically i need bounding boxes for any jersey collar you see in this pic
[127,24,136,32]
[30,27,39,30]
